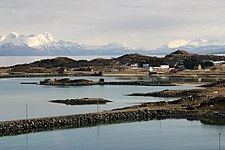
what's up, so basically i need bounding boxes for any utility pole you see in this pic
[97,102,100,113]
[25,103,28,119]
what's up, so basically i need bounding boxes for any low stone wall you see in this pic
[101,81,176,86]
[1,109,224,137]
[41,81,176,86]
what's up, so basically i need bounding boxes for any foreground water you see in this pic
[0,119,224,150]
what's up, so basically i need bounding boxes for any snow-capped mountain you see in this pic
[151,39,225,55]
[0,32,148,56]
[1,32,225,56]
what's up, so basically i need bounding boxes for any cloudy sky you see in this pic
[0,0,225,49]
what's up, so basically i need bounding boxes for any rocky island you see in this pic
[49,98,112,105]
[40,78,95,86]
[39,78,176,86]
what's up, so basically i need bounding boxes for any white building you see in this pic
[160,65,170,69]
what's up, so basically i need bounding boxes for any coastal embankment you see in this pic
[0,109,225,137]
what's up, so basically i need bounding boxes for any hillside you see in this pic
[2,50,225,73]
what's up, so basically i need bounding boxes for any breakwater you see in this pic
[99,81,176,86]
[0,109,224,137]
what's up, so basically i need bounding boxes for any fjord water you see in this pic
[0,76,196,121]
[1,119,225,150]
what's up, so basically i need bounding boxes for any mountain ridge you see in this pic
[0,32,149,56]
[0,32,225,55]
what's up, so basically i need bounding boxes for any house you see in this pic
[73,67,93,71]
[211,61,225,66]
[149,67,157,74]
[103,68,118,72]
[160,65,170,69]
[57,67,67,75]
[143,64,149,68]
[143,64,150,71]
[131,63,139,69]
[177,64,185,71]
[193,64,202,70]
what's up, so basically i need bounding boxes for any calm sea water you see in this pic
[0,76,198,121]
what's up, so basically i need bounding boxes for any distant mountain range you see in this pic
[0,32,149,56]
[152,39,225,55]
[0,32,225,56]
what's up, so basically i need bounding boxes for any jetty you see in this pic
[20,82,38,85]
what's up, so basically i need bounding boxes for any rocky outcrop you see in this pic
[200,80,225,87]
[50,98,112,105]
[40,78,95,86]
[128,89,208,97]
[40,78,176,86]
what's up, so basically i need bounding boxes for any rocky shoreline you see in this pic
[1,109,225,137]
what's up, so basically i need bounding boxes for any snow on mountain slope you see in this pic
[0,32,60,50]
[167,39,225,48]
[152,39,225,55]
[167,39,190,48]
[0,32,145,56]
[1,32,225,56]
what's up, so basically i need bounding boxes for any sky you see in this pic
[0,0,225,49]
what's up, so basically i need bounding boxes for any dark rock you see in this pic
[186,106,195,110]
[50,98,112,105]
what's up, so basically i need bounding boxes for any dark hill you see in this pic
[115,53,163,66]
[31,57,78,68]
[164,50,225,68]
[5,50,225,73]
[165,50,193,58]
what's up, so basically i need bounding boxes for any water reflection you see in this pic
[25,134,28,150]
[219,132,221,150]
